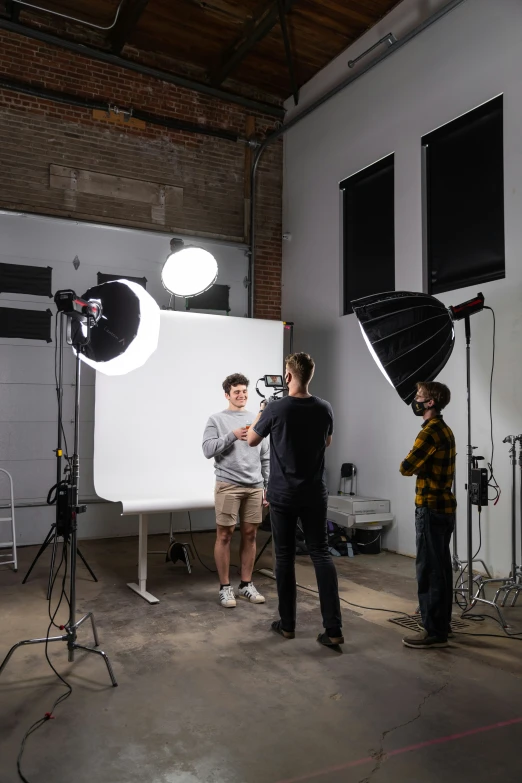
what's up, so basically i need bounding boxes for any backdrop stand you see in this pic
[127,514,160,604]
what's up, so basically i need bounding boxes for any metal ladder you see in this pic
[0,469,17,572]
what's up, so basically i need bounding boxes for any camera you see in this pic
[256,374,287,404]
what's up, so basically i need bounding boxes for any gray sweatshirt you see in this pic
[202,409,269,488]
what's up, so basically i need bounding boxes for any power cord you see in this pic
[296,571,522,641]
[16,541,73,782]
[294,580,418,622]
[187,511,241,576]
[484,306,501,504]
[459,609,522,639]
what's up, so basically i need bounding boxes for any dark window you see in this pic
[423,95,505,295]
[0,263,52,297]
[341,155,395,315]
[0,307,52,341]
[97,272,147,289]
[185,284,230,313]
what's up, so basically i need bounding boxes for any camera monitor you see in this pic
[264,374,284,387]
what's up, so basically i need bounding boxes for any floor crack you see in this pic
[358,678,450,783]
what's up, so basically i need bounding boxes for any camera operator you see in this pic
[247,353,343,648]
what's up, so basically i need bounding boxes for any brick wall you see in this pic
[0,28,282,319]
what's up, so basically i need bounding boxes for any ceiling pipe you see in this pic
[247,0,469,318]
[0,17,285,119]
[11,0,126,31]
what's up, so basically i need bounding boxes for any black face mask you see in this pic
[412,400,427,416]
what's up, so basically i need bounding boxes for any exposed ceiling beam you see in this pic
[109,0,149,54]
[4,1,20,21]
[211,0,295,87]
[0,16,285,117]
[277,0,298,106]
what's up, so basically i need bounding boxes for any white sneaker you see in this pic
[238,582,265,604]
[219,585,236,608]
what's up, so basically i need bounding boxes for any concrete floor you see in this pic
[1,531,522,783]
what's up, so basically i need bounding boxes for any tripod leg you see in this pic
[510,587,522,608]
[72,611,100,647]
[181,545,191,574]
[73,644,118,687]
[0,635,65,677]
[22,528,54,585]
[77,547,98,583]
[47,528,61,600]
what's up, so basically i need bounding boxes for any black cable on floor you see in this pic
[294,581,418,622]
[459,609,522,638]
[17,541,73,783]
[187,511,241,576]
[295,576,522,641]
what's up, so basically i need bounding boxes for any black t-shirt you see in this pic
[253,395,334,504]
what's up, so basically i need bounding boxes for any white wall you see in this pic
[282,0,522,577]
[0,211,249,544]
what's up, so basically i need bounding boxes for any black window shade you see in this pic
[97,272,147,289]
[341,154,395,315]
[423,95,505,295]
[185,284,230,312]
[0,307,52,341]
[0,263,52,297]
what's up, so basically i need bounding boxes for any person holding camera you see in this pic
[247,353,343,648]
[202,373,269,608]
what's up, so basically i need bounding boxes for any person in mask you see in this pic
[247,353,343,649]
[400,382,456,649]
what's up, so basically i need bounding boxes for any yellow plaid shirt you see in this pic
[400,416,456,513]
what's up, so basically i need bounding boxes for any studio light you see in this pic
[350,291,479,404]
[161,238,218,298]
[55,280,160,375]
[1,278,161,691]
[351,289,507,625]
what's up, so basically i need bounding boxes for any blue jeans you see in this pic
[415,506,455,640]
[270,499,342,633]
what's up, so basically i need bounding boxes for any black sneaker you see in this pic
[317,631,344,647]
[402,630,448,649]
[271,620,295,639]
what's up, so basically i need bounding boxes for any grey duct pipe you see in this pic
[0,74,244,142]
[247,0,469,317]
[0,17,285,119]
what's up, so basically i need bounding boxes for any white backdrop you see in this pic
[93,311,284,513]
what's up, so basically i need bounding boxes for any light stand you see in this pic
[0,309,117,687]
[350,290,515,632]
[22,313,98,595]
[476,435,522,607]
[453,310,508,627]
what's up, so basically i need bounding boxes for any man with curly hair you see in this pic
[203,373,269,608]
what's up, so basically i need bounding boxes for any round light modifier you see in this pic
[75,280,160,376]
[161,246,218,297]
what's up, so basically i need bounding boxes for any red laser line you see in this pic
[274,716,522,783]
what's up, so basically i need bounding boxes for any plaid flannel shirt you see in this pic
[400,416,456,513]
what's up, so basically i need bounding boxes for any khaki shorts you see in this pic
[214,482,264,527]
